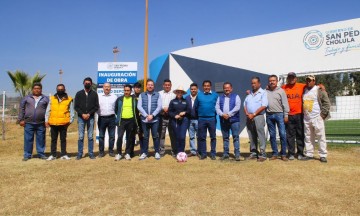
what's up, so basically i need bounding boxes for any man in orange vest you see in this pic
[45,84,74,160]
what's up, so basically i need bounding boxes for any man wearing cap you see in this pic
[282,72,306,160]
[158,79,176,156]
[194,80,218,160]
[215,82,241,161]
[266,75,289,161]
[301,74,330,163]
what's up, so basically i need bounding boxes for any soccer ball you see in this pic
[176,152,187,162]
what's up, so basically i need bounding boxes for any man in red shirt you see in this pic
[282,72,306,160]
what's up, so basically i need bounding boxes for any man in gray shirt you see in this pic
[266,75,289,161]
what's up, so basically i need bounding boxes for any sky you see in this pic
[0,0,359,97]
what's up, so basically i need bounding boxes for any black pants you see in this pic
[98,115,116,153]
[286,114,304,156]
[50,125,68,157]
[116,118,136,155]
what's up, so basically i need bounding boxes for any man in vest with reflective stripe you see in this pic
[137,79,162,160]
[215,82,241,161]
[45,84,74,160]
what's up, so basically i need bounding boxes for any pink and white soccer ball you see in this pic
[176,152,187,162]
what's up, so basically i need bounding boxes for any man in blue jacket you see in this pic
[194,80,218,160]
[18,83,49,161]
[216,82,241,161]
[137,79,162,160]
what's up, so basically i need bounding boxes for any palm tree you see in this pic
[7,70,46,97]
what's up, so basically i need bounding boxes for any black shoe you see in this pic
[320,157,327,163]
[220,155,229,160]
[109,152,115,157]
[299,156,314,161]
[98,152,105,158]
[235,155,241,161]
[22,157,30,161]
[76,155,82,160]
[210,155,216,160]
[39,155,47,160]
[199,155,207,160]
[89,155,96,160]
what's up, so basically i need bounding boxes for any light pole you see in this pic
[59,69,63,84]
[143,0,149,91]
[113,46,120,62]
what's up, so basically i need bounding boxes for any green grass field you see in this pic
[325,119,360,142]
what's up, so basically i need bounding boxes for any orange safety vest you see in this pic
[48,95,73,125]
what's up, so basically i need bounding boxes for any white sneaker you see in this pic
[125,154,131,160]
[46,155,56,161]
[115,154,122,161]
[139,153,147,160]
[155,152,161,160]
[60,155,71,160]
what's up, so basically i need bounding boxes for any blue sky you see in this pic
[0,0,359,96]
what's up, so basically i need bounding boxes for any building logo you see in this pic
[303,30,324,50]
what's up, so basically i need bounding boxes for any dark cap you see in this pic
[287,72,296,77]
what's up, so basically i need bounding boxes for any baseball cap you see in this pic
[306,74,316,81]
[287,72,296,77]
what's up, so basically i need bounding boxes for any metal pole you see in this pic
[2,91,5,140]
[143,0,149,91]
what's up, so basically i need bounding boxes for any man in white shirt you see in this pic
[158,79,176,156]
[97,83,118,157]
[301,74,331,163]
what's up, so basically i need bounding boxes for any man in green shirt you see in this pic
[114,84,139,160]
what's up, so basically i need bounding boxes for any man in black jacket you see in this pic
[74,77,99,160]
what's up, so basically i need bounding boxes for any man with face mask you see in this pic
[45,84,74,160]
[74,77,99,160]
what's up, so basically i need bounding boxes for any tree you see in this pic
[350,72,360,95]
[7,70,46,97]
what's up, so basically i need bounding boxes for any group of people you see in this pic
[18,72,331,163]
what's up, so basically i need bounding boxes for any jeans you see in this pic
[188,119,198,154]
[246,115,267,158]
[158,116,175,155]
[220,121,240,157]
[286,114,304,156]
[77,116,95,156]
[50,125,68,157]
[141,120,160,155]
[98,115,116,153]
[198,117,217,157]
[116,118,136,155]
[171,117,189,154]
[266,113,287,156]
[24,123,46,158]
